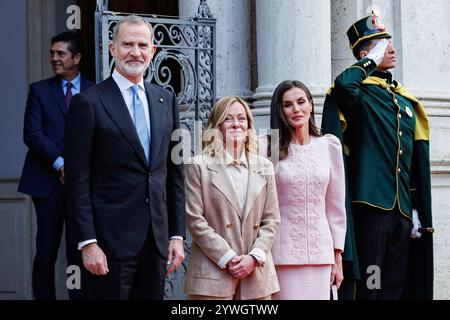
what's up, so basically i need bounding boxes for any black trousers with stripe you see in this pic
[353,203,412,300]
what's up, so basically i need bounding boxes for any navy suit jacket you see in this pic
[18,75,94,198]
[64,77,186,260]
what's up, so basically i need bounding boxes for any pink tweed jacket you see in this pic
[260,134,346,265]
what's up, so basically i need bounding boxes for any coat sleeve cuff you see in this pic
[52,156,64,171]
[249,248,266,266]
[217,249,237,269]
[78,239,97,250]
[351,57,377,76]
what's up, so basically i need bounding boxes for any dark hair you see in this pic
[268,80,321,161]
[352,39,375,60]
[51,31,83,56]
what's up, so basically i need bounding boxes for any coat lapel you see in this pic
[145,82,167,169]
[99,77,148,166]
[48,77,68,117]
[208,161,243,220]
[242,154,267,221]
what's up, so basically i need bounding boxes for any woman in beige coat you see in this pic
[184,97,280,300]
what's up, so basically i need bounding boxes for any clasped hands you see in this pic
[227,255,257,279]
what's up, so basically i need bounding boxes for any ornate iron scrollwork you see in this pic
[196,0,213,19]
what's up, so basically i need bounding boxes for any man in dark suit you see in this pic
[64,15,186,300]
[18,31,93,300]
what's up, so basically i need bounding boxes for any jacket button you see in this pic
[145,198,150,204]
[159,97,164,103]
[398,114,402,119]
[400,150,404,156]
[226,223,231,228]
[254,224,259,229]
[397,168,402,174]
[399,131,403,137]
[394,98,398,103]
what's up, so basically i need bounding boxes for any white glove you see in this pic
[411,209,422,239]
[366,38,389,65]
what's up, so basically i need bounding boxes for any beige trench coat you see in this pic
[184,153,280,299]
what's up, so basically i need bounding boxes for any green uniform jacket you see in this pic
[322,57,434,299]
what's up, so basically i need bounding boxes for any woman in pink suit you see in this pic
[260,80,347,300]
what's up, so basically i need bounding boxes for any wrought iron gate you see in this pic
[94,0,216,299]
[95,0,216,132]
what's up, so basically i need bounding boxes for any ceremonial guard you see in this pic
[322,13,434,300]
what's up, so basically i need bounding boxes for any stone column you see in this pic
[180,0,252,99]
[397,0,450,300]
[27,0,57,82]
[395,0,450,97]
[331,0,361,80]
[253,0,332,129]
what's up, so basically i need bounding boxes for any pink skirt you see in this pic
[272,265,332,300]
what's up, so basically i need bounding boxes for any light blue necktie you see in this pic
[130,85,151,162]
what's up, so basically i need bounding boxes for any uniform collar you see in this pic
[372,70,393,84]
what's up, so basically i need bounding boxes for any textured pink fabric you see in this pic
[263,134,347,265]
[272,265,332,300]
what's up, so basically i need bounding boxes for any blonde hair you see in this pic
[203,97,257,157]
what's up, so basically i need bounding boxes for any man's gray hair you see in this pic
[112,15,154,43]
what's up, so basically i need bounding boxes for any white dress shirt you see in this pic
[223,150,249,210]
[111,69,150,136]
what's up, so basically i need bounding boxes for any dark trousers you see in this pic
[353,203,412,300]
[32,182,86,300]
[87,227,166,300]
